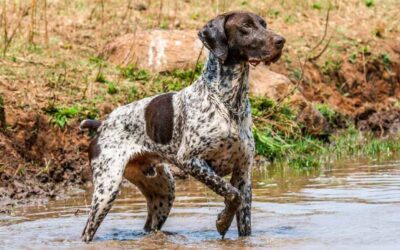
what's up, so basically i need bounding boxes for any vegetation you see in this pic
[45,104,99,129]
[252,97,400,169]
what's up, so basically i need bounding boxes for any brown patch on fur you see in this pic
[124,154,158,185]
[145,93,175,144]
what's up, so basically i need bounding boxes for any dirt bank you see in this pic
[0,110,90,209]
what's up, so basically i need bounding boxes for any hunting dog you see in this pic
[80,11,285,242]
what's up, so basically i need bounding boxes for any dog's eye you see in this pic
[239,23,252,35]
[260,20,267,28]
[242,22,252,28]
[238,27,250,35]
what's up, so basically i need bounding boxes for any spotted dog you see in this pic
[80,11,285,242]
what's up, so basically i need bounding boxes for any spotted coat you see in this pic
[81,52,255,242]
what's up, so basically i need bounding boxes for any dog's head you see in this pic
[198,11,285,66]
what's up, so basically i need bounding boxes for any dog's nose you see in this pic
[274,36,285,50]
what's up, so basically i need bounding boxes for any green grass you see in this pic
[311,2,322,10]
[381,53,391,69]
[107,82,118,95]
[348,52,357,64]
[46,106,80,129]
[365,0,374,8]
[95,73,107,83]
[321,59,343,75]
[118,65,151,82]
[44,104,99,129]
[252,97,400,169]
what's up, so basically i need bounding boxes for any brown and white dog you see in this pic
[80,11,284,242]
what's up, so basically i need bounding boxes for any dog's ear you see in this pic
[198,15,228,63]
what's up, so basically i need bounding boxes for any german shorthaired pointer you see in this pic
[80,11,285,242]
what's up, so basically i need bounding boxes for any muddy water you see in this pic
[1,160,400,249]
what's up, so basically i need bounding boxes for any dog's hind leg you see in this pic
[81,143,135,242]
[124,159,175,232]
[142,164,175,232]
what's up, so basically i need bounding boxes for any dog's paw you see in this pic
[81,232,93,243]
[81,222,95,243]
[216,209,232,237]
[216,191,242,237]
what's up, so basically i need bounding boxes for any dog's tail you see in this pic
[80,119,102,131]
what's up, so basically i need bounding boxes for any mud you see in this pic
[357,108,400,135]
[0,110,90,208]
[300,55,400,118]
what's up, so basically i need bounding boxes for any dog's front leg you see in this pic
[231,166,252,236]
[182,158,242,238]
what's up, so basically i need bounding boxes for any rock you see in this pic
[249,65,293,100]
[101,30,204,72]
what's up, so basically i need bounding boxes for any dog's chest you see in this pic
[201,122,254,176]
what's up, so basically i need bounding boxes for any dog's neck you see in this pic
[202,52,250,121]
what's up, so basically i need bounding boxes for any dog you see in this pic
[80,11,285,242]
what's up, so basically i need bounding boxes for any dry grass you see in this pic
[0,0,398,117]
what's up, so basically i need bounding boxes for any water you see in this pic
[1,160,400,249]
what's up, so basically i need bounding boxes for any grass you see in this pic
[252,97,400,169]
[107,82,118,94]
[118,65,150,82]
[252,97,323,168]
[46,106,80,129]
[365,0,375,8]
[44,104,99,129]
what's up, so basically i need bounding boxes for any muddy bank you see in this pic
[0,110,91,209]
[299,54,400,116]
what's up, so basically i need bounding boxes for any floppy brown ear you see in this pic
[198,15,228,63]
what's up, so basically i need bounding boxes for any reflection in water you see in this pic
[1,160,400,249]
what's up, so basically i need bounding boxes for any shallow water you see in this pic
[1,160,400,249]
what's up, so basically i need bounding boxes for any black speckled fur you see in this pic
[81,11,285,242]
